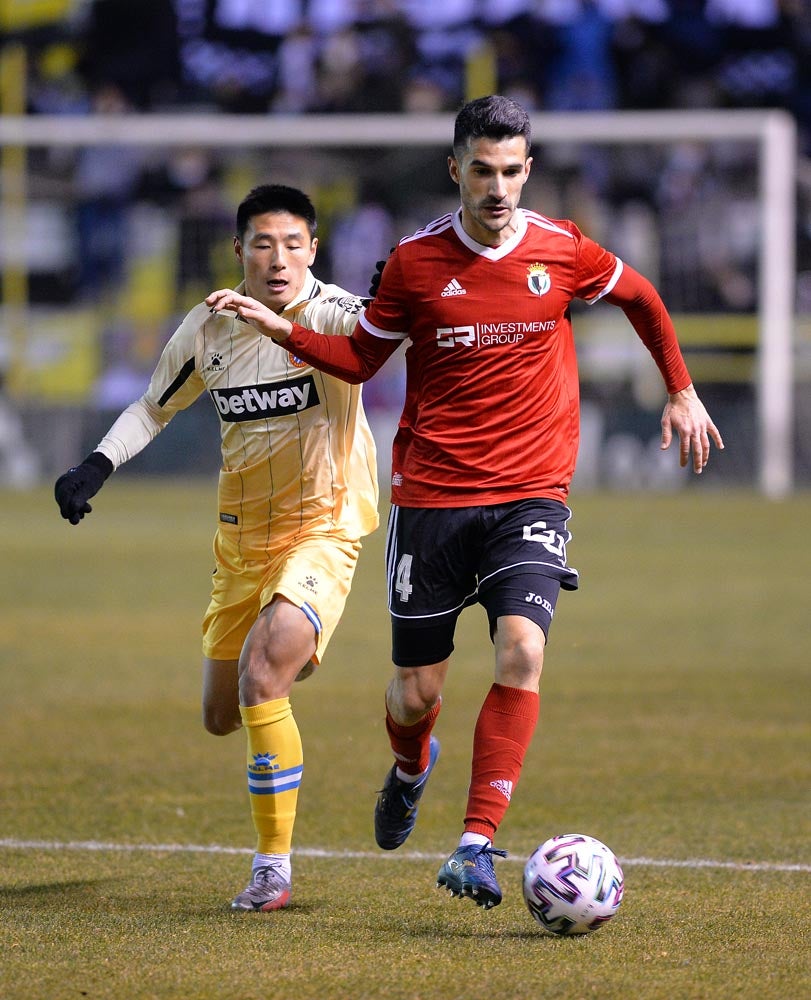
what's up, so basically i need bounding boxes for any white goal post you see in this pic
[0,109,797,496]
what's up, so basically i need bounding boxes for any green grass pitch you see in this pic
[1,482,809,1000]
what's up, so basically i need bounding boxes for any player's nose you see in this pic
[490,174,508,198]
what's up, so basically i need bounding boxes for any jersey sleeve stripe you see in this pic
[157,357,196,407]
[584,257,624,304]
[398,213,455,245]
[359,313,408,341]
[524,211,575,239]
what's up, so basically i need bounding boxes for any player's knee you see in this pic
[202,705,241,736]
[400,688,438,719]
[294,659,317,682]
[389,667,443,721]
[494,623,545,689]
[237,658,300,704]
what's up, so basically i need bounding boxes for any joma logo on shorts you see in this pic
[525,593,554,615]
[211,375,318,421]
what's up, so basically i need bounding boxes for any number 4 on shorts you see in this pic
[395,554,413,602]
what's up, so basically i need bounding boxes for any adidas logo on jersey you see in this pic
[441,278,467,297]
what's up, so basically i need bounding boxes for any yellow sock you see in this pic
[241,697,303,855]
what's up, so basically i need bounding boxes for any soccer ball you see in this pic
[523,834,624,935]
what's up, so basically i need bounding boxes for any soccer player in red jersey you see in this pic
[207,95,724,910]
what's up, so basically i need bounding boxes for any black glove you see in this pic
[54,451,114,525]
[367,248,394,298]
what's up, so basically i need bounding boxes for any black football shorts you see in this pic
[385,498,579,667]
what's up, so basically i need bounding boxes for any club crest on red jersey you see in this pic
[527,263,551,297]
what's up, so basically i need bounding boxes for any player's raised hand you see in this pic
[660,384,724,473]
[205,289,292,342]
[54,452,113,525]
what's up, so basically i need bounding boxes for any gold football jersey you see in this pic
[96,273,379,554]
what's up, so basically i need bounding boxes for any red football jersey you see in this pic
[364,208,620,506]
[286,207,691,508]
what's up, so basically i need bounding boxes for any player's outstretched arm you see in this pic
[206,286,397,385]
[660,384,724,473]
[54,451,114,525]
[206,289,293,342]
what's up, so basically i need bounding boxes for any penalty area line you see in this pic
[0,838,808,873]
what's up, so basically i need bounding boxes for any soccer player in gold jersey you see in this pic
[55,185,379,911]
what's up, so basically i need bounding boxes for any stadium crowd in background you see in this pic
[3,0,810,489]
[15,0,811,309]
[16,0,810,151]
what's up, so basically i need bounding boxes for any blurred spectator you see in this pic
[27,43,88,116]
[92,325,152,410]
[175,0,299,111]
[704,0,779,29]
[396,0,485,107]
[0,371,41,489]
[540,1,620,111]
[350,5,416,111]
[272,22,320,112]
[76,0,181,109]
[709,0,798,112]
[614,2,709,109]
[316,24,366,110]
[402,73,452,112]
[328,180,397,294]
[313,4,416,111]
[72,85,145,300]
[308,0,361,33]
[139,150,232,308]
[655,141,758,311]
[479,0,536,24]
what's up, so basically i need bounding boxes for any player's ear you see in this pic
[233,236,244,264]
[309,236,318,264]
[448,155,460,185]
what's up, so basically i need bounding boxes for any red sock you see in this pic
[464,683,540,839]
[385,699,441,776]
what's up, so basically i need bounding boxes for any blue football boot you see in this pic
[436,843,508,909]
[374,736,440,850]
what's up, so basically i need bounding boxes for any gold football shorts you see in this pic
[202,524,363,664]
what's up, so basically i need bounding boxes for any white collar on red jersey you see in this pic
[451,207,528,261]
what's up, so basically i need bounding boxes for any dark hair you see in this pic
[452,95,531,159]
[236,184,318,241]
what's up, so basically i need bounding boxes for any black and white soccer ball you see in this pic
[523,833,625,935]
